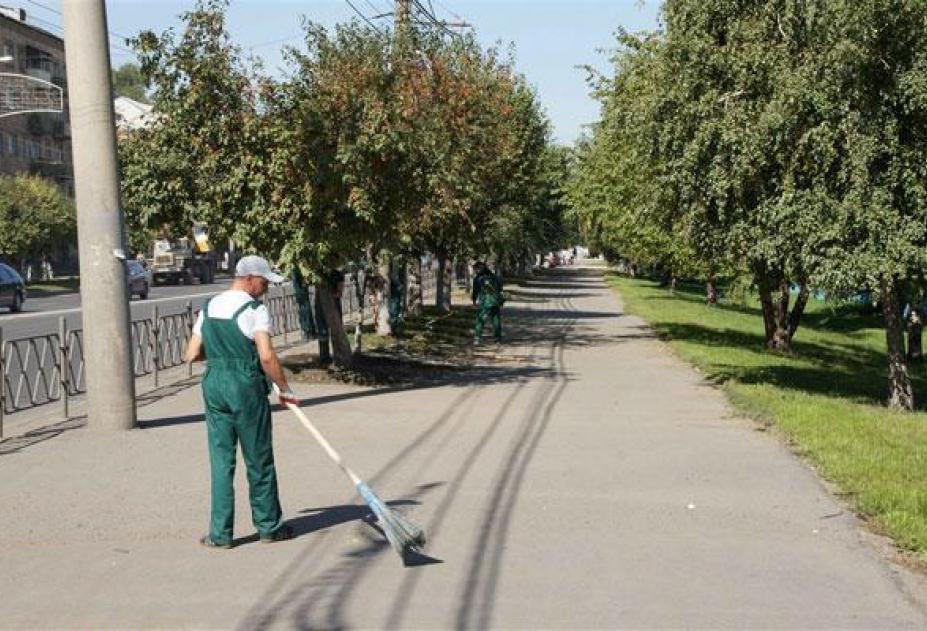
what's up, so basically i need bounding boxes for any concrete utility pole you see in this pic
[395,0,411,31]
[61,0,137,431]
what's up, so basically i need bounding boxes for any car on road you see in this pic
[126,260,150,300]
[0,262,26,313]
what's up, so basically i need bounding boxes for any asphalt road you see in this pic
[0,279,236,340]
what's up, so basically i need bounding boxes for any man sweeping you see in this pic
[184,255,299,548]
[471,261,505,345]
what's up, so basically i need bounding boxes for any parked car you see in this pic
[0,263,26,313]
[126,260,150,300]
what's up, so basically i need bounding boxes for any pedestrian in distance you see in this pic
[184,255,299,549]
[472,261,505,345]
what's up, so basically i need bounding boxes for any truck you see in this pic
[148,223,216,285]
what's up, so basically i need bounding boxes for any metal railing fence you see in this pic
[1,332,61,413]
[0,264,443,438]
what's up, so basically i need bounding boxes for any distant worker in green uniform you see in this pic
[184,255,299,548]
[471,261,505,344]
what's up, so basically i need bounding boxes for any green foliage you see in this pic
[571,0,927,404]
[473,69,556,267]
[112,63,150,103]
[0,174,75,263]
[566,30,703,279]
[250,21,423,276]
[519,144,578,256]
[119,0,259,255]
[391,34,558,269]
[118,0,566,293]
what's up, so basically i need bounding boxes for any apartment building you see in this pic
[0,5,72,192]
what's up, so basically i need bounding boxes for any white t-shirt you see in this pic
[193,290,273,340]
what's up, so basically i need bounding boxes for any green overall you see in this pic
[201,298,283,544]
[473,271,503,342]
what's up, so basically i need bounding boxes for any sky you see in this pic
[6,0,662,144]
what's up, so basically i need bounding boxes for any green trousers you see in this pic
[200,297,284,545]
[475,305,502,341]
[203,367,283,543]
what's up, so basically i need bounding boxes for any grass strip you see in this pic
[607,272,927,564]
[360,304,477,357]
[25,276,80,297]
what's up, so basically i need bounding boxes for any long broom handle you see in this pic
[274,386,362,487]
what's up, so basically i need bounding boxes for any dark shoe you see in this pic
[200,535,232,549]
[261,524,295,543]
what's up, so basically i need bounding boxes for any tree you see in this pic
[792,0,927,409]
[571,4,831,346]
[568,30,704,288]
[512,144,576,273]
[573,0,927,409]
[119,1,560,368]
[112,62,150,103]
[396,35,507,310]
[395,36,555,305]
[120,0,259,256]
[242,20,426,364]
[654,1,831,349]
[0,174,75,269]
[481,77,555,273]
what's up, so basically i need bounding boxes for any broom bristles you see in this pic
[357,481,426,556]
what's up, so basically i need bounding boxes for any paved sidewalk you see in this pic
[1,263,926,629]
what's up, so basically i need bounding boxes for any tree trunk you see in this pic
[227,238,238,272]
[407,255,424,317]
[313,290,332,366]
[758,288,776,345]
[755,272,808,352]
[768,281,793,352]
[292,267,317,342]
[706,275,719,305]
[460,259,474,287]
[443,258,454,310]
[315,282,353,369]
[389,258,406,334]
[421,259,435,302]
[376,261,392,336]
[436,257,446,310]
[659,268,672,288]
[881,278,914,410]
[753,263,781,348]
[436,255,452,312]
[788,283,810,339]
[351,269,365,353]
[907,318,923,361]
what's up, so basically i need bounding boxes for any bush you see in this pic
[0,174,76,267]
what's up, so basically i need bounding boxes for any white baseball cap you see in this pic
[235,255,285,283]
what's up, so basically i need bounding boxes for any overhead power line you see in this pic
[433,0,465,23]
[247,33,304,51]
[25,0,57,15]
[22,1,135,55]
[362,0,390,16]
[410,0,469,37]
[342,0,469,38]
[344,0,387,35]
